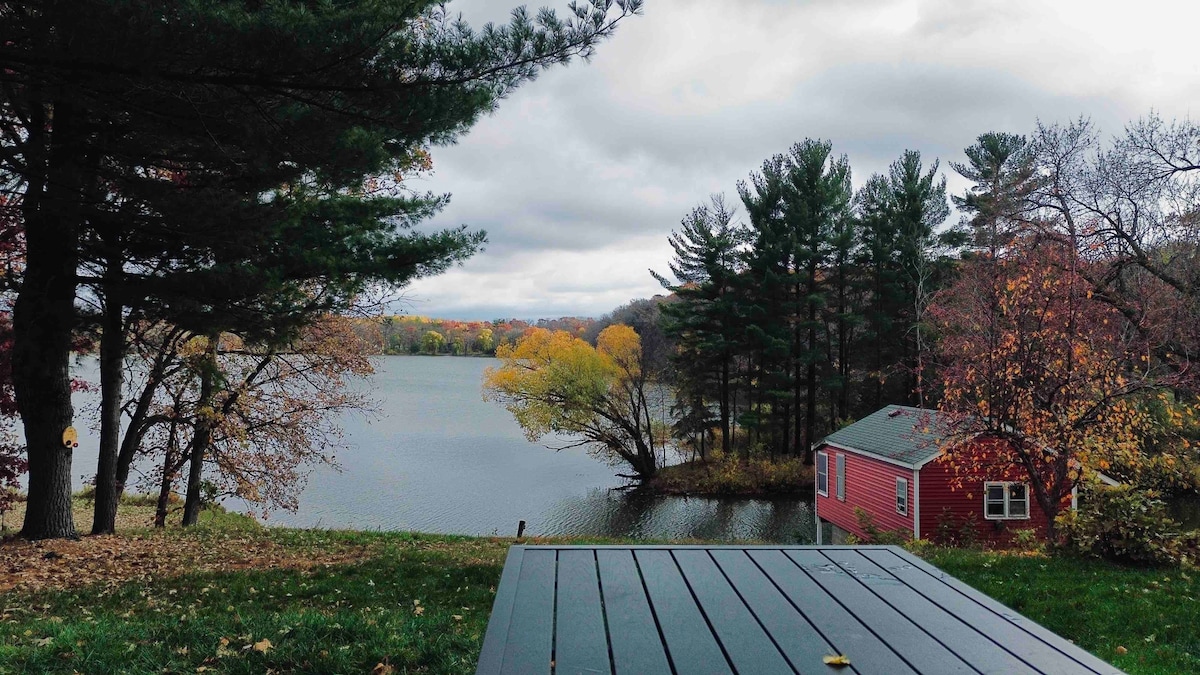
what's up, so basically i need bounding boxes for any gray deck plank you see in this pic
[876,548,1123,675]
[821,549,1039,674]
[555,549,612,675]
[709,549,860,675]
[595,549,672,675]
[857,549,1099,675]
[747,549,917,675]
[634,549,733,675]
[672,549,796,675]
[477,546,525,675]
[785,549,977,674]
[499,548,557,675]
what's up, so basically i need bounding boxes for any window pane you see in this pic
[986,501,1006,517]
[1009,484,1028,517]
[986,484,1005,501]
[896,479,907,514]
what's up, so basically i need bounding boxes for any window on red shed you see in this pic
[816,452,829,496]
[984,482,1030,519]
[896,477,908,515]
[836,454,846,501]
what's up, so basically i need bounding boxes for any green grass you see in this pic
[2,516,1197,674]
[923,547,1200,675]
[0,528,511,674]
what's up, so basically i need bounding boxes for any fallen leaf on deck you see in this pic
[823,654,851,667]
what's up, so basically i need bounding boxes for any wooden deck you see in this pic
[476,545,1123,675]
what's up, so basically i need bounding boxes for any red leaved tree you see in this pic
[0,192,26,516]
[930,237,1160,534]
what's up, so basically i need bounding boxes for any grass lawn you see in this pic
[0,502,1196,674]
[924,547,1200,675]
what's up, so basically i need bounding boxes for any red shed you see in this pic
[813,405,1074,546]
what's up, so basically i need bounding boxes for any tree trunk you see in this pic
[181,337,217,526]
[91,259,124,534]
[15,98,83,541]
[154,418,180,528]
[719,355,731,455]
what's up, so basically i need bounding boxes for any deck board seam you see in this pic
[813,549,987,675]
[740,550,865,675]
[632,550,678,675]
[773,550,928,675]
[705,549,801,675]
[669,549,739,674]
[878,548,1108,675]
[854,549,1054,674]
[593,549,617,675]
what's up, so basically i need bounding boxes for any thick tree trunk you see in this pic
[181,338,217,526]
[91,266,124,534]
[15,99,82,541]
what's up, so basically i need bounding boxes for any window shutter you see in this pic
[836,454,846,501]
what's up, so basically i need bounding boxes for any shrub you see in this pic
[934,508,981,548]
[1058,483,1195,566]
[853,507,911,545]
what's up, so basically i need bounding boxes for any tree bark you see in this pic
[91,252,124,534]
[15,97,82,540]
[155,417,180,528]
[181,337,217,526]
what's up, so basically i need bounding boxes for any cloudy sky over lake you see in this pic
[401,0,1199,321]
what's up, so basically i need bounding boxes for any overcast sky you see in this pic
[398,0,1199,321]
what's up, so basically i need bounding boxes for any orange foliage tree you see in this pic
[483,325,667,479]
[930,237,1168,532]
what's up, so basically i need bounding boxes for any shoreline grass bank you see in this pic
[641,456,815,497]
[1,501,1196,674]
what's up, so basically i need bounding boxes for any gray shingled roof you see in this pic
[819,405,947,466]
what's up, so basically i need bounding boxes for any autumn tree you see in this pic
[1017,116,1200,386]
[483,325,666,479]
[1,0,642,538]
[931,237,1156,533]
[124,316,375,526]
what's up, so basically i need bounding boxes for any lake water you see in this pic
[65,356,815,542]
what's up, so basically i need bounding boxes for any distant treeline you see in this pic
[356,315,597,355]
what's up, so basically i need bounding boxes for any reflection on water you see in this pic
[67,356,814,543]
[541,490,815,542]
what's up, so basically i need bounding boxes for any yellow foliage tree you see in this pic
[483,325,666,479]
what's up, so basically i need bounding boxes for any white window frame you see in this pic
[983,481,1031,520]
[836,453,846,501]
[896,477,908,516]
[816,451,829,497]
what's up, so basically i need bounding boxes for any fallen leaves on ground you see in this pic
[0,505,376,593]
[252,638,272,653]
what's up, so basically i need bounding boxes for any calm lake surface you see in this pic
[67,356,815,542]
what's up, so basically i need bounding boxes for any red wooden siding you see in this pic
[917,439,1068,546]
[815,444,914,540]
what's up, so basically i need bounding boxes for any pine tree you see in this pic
[653,195,745,456]
[1,0,643,539]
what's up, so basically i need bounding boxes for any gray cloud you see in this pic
[402,0,1200,320]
